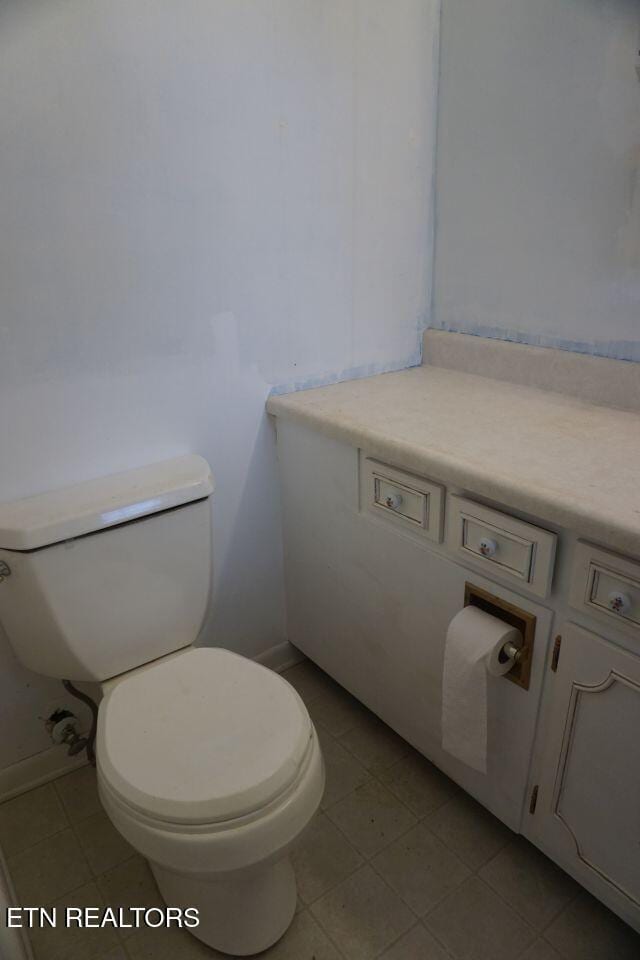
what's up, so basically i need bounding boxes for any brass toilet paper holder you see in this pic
[464,583,536,690]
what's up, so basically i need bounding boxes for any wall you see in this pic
[432,0,640,361]
[0,0,439,774]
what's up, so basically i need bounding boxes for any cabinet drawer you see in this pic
[361,456,444,543]
[374,476,425,524]
[570,542,640,634]
[447,497,556,598]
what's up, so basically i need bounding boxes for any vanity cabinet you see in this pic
[272,416,640,932]
[526,622,640,929]
[276,420,553,832]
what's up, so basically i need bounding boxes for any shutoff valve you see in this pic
[45,709,89,757]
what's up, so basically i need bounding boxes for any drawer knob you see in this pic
[608,591,631,615]
[384,492,403,511]
[479,537,498,558]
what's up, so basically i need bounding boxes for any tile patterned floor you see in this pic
[1,657,639,960]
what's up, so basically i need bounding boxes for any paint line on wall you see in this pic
[269,348,423,397]
[429,322,640,364]
[426,0,443,342]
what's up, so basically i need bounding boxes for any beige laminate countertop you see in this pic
[267,363,640,558]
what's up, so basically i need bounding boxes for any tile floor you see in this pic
[1,658,639,960]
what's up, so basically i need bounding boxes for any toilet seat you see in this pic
[98,725,324,875]
[97,647,312,826]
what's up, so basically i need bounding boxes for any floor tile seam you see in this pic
[30,915,123,955]
[418,792,460,831]
[65,802,132,878]
[367,848,456,922]
[365,818,432,869]
[366,920,441,960]
[315,792,368,843]
[450,833,512,874]
[332,719,410,775]
[304,691,330,708]
[367,777,460,824]
[362,854,421,921]
[316,721,374,787]
[308,861,418,956]
[535,889,581,938]
[82,847,138,881]
[297,857,365,911]
[419,870,537,937]
[334,760,418,822]
[67,810,99,856]
[291,668,334,707]
[313,713,363,742]
[368,920,418,960]
[320,800,377,860]
[539,932,569,960]
[415,912,461,960]
[24,873,104,915]
[49,761,95,821]
[428,874,542,960]
[2,817,72,861]
[0,786,68,817]
[305,901,350,960]
[305,694,368,749]
[365,826,495,927]
[322,796,419,864]
[404,805,487,870]
[314,715,363,746]
[480,863,581,935]
[397,806,481,862]
[6,849,96,911]
[53,803,99,826]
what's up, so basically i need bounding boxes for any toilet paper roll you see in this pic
[442,605,522,774]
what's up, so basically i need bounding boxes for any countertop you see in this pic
[267,362,640,557]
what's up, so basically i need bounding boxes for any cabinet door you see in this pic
[528,622,640,929]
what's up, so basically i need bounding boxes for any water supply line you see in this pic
[61,680,99,766]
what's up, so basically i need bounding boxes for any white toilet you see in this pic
[0,456,324,956]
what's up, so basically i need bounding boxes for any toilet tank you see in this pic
[0,456,214,681]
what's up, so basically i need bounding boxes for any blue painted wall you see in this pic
[432,0,640,362]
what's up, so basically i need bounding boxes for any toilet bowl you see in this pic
[0,456,325,957]
[97,647,325,956]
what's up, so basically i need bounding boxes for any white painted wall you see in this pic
[433,0,640,361]
[0,0,439,771]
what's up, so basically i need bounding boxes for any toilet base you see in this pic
[150,856,298,956]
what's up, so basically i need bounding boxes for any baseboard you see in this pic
[0,744,88,803]
[255,640,305,673]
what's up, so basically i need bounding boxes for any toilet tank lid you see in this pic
[0,455,214,551]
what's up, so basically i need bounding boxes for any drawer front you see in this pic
[361,456,444,543]
[571,542,640,634]
[462,515,534,578]
[374,476,426,525]
[448,496,556,598]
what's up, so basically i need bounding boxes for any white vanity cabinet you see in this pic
[268,332,640,934]
[275,420,553,833]
[525,622,640,929]
[271,416,640,932]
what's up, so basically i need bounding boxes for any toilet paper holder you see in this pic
[464,583,536,690]
[501,639,524,664]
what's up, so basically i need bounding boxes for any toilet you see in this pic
[0,456,324,956]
